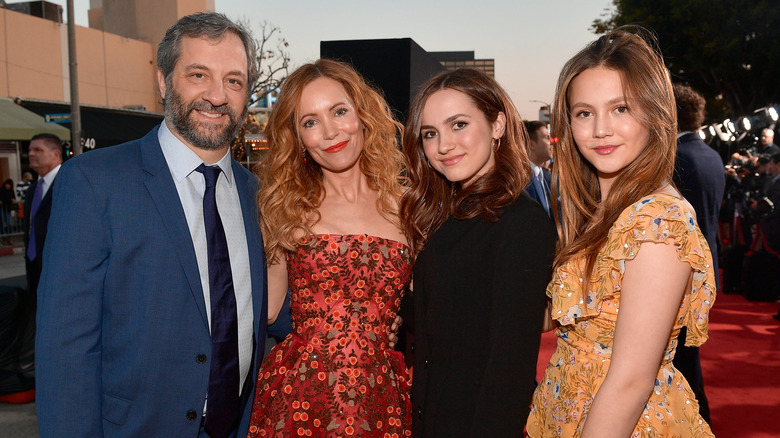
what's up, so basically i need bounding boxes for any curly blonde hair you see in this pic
[256,59,407,263]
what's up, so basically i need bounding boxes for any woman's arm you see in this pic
[580,241,692,438]
[541,298,556,332]
[266,255,289,325]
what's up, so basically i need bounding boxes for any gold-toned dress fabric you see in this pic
[527,194,715,437]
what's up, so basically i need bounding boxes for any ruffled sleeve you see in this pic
[547,194,716,346]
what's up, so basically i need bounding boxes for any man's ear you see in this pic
[157,70,167,98]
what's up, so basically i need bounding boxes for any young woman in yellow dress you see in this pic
[526,28,715,437]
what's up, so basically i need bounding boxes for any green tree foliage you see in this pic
[592,0,780,120]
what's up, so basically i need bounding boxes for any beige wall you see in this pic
[75,25,108,105]
[0,10,7,97]
[100,0,213,51]
[103,32,158,110]
[4,9,65,101]
[0,8,161,112]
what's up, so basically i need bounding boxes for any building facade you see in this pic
[0,0,212,183]
[430,51,495,78]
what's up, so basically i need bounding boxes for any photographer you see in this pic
[731,128,780,167]
[759,153,780,252]
[724,161,765,248]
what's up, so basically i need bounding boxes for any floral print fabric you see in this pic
[527,194,715,437]
[248,234,412,437]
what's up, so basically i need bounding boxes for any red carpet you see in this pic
[536,292,780,437]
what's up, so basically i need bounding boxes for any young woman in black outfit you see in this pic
[400,68,556,437]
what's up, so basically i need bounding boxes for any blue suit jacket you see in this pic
[674,133,726,289]
[36,126,290,437]
[524,167,552,215]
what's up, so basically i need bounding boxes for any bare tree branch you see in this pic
[250,20,290,106]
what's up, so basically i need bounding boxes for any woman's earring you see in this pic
[301,145,307,163]
[491,137,501,152]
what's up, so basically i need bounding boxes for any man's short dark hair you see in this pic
[673,83,706,132]
[523,120,547,142]
[770,152,780,165]
[157,12,258,99]
[30,133,63,151]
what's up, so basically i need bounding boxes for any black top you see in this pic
[755,142,780,158]
[0,185,15,212]
[411,192,556,437]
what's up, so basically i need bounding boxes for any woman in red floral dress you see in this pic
[247,59,411,437]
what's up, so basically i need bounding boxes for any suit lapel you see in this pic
[232,160,267,366]
[525,178,541,204]
[141,129,209,327]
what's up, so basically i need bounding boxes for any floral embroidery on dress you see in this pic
[247,234,412,437]
[528,194,716,437]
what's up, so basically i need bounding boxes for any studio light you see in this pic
[723,119,736,134]
[710,123,733,142]
[741,117,752,131]
[769,106,779,122]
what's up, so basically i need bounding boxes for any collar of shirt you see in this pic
[157,121,235,188]
[677,131,693,140]
[39,163,62,196]
[530,161,543,179]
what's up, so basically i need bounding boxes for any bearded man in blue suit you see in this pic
[36,13,289,438]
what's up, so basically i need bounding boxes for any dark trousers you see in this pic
[25,256,41,298]
[672,326,711,424]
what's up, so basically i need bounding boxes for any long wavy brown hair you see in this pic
[256,59,406,263]
[400,68,531,256]
[551,27,677,276]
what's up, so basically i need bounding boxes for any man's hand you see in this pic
[388,314,403,349]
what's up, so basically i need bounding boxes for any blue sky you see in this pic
[50,0,614,120]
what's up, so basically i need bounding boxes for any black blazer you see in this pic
[674,133,726,287]
[23,175,56,261]
[761,176,780,250]
[411,194,556,437]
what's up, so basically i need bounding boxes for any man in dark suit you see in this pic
[36,13,289,438]
[757,129,779,158]
[672,84,726,425]
[523,120,553,218]
[757,153,780,321]
[23,133,63,297]
[762,154,780,251]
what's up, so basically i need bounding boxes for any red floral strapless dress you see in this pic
[247,234,412,437]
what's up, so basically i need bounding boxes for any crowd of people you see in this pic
[0,171,34,246]
[6,10,755,438]
[723,128,780,305]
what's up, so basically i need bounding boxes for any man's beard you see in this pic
[164,85,247,151]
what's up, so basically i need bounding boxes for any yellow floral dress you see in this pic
[526,194,715,437]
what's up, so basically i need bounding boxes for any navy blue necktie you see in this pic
[196,164,240,438]
[27,180,44,260]
[535,171,551,217]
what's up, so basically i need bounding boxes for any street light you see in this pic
[529,100,551,122]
